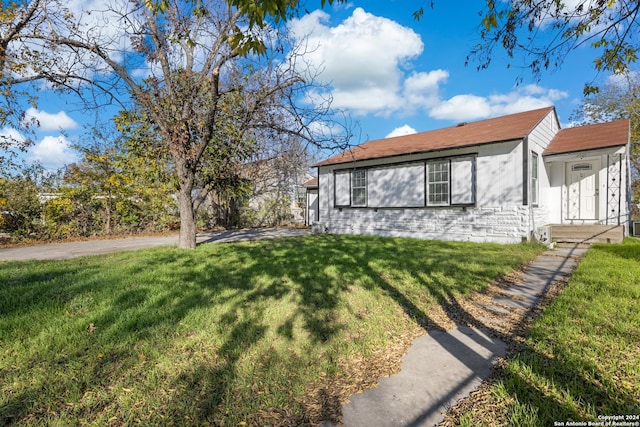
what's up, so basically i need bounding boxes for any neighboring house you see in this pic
[241,157,314,227]
[312,107,631,244]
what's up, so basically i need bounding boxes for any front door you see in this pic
[566,160,599,221]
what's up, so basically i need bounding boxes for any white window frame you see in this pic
[531,152,539,206]
[351,169,367,207]
[427,160,450,206]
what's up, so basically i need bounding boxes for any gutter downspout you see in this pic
[522,136,532,241]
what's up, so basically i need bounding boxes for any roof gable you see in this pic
[315,107,555,167]
[544,119,630,156]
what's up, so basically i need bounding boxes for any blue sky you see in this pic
[2,0,606,170]
[289,0,600,142]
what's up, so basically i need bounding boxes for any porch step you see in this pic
[550,224,624,244]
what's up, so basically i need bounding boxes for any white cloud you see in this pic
[290,8,427,115]
[0,127,27,146]
[401,70,449,111]
[23,108,79,132]
[430,95,492,122]
[386,125,417,138]
[430,85,569,122]
[291,9,571,124]
[606,70,640,88]
[28,136,79,170]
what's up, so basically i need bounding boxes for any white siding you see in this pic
[528,109,558,154]
[317,140,532,244]
[546,161,565,224]
[368,163,425,207]
[528,109,556,225]
[318,205,532,244]
[306,189,318,225]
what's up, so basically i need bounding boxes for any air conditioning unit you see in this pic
[536,226,552,244]
[311,222,326,234]
[632,221,640,237]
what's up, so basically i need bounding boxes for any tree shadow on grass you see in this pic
[492,342,640,425]
[1,235,352,425]
[0,234,546,425]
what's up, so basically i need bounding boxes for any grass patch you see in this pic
[450,238,640,426]
[0,234,543,425]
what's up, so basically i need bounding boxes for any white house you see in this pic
[312,107,631,244]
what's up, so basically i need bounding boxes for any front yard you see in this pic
[1,235,543,426]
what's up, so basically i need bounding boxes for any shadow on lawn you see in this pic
[0,236,497,424]
[346,241,638,426]
[8,234,617,426]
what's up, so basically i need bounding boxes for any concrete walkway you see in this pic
[334,245,588,427]
[0,227,310,261]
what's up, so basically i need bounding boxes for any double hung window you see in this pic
[351,169,367,207]
[427,161,449,205]
[531,152,539,205]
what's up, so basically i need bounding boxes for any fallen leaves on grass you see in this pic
[270,268,560,426]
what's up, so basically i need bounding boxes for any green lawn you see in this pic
[454,238,640,426]
[0,234,543,426]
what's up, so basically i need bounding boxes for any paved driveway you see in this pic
[0,227,310,262]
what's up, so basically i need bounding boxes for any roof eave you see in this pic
[314,137,526,168]
[543,143,628,157]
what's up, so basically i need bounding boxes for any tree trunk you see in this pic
[177,187,197,249]
[176,162,198,249]
[104,198,112,235]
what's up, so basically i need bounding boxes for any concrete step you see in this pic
[550,224,623,244]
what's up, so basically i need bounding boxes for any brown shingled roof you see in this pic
[302,177,318,187]
[544,119,629,155]
[314,106,555,167]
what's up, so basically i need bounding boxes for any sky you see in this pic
[2,0,610,171]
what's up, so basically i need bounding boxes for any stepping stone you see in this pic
[479,304,511,315]
[492,296,540,310]
[480,317,509,325]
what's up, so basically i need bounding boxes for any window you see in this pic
[571,163,592,171]
[531,152,539,205]
[294,186,306,208]
[351,169,367,206]
[427,160,449,205]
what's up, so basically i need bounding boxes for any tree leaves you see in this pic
[468,0,640,87]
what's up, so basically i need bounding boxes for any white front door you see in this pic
[566,160,599,221]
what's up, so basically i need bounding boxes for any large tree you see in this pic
[571,73,640,206]
[1,0,346,248]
